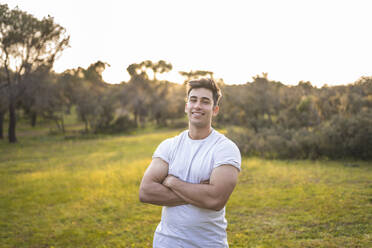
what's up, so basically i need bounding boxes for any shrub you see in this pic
[94,115,137,134]
[227,111,372,159]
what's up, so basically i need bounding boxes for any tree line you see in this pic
[220,74,372,159]
[1,4,371,159]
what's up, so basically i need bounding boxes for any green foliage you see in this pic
[0,130,371,247]
[0,4,70,73]
[0,3,70,142]
[179,70,214,84]
[120,62,185,128]
[318,112,372,159]
[95,115,137,134]
[2,4,372,161]
[228,111,372,159]
[222,76,372,159]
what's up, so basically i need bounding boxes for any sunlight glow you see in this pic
[3,0,372,87]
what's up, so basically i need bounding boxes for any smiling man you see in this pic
[139,78,241,247]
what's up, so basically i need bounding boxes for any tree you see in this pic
[0,67,7,139]
[124,60,174,127]
[19,65,51,127]
[151,60,172,81]
[34,71,69,133]
[179,70,214,84]
[59,62,109,133]
[0,4,70,142]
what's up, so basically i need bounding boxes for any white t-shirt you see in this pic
[152,129,241,248]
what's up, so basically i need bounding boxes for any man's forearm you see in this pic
[139,181,187,206]
[163,177,222,210]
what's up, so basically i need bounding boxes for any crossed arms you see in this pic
[139,157,239,211]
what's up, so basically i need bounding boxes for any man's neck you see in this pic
[188,125,212,140]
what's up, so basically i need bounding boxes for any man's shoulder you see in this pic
[154,130,188,162]
[210,130,242,170]
[160,130,188,146]
[212,129,238,148]
[172,129,188,142]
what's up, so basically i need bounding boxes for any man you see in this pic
[139,78,241,247]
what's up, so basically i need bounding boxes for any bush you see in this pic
[94,115,137,134]
[227,111,372,159]
[317,112,372,159]
[167,118,188,129]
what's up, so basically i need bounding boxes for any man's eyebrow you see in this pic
[188,96,212,102]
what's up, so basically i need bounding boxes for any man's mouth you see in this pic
[192,111,204,117]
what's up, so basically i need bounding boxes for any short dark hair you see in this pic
[187,78,222,106]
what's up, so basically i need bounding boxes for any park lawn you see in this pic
[0,129,371,247]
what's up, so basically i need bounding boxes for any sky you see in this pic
[3,0,372,87]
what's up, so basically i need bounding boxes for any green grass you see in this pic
[0,128,371,247]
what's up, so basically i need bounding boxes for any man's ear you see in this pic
[185,102,188,113]
[213,105,219,116]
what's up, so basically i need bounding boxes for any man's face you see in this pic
[185,88,219,128]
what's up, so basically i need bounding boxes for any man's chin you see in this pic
[189,120,209,128]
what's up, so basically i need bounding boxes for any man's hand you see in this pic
[162,174,177,188]
[163,175,210,188]
[200,179,210,184]
[139,158,187,206]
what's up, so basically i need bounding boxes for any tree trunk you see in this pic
[83,117,89,133]
[54,119,60,130]
[134,111,139,127]
[61,114,65,134]
[0,111,4,139]
[31,112,37,127]
[8,101,17,143]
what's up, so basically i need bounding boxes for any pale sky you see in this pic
[3,0,372,87]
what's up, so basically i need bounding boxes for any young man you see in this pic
[139,78,241,247]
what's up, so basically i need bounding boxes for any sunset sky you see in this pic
[3,0,372,87]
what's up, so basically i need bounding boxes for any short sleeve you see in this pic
[214,139,242,171]
[152,138,173,164]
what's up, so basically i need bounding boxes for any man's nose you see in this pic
[194,100,202,108]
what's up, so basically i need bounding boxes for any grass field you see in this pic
[0,127,371,247]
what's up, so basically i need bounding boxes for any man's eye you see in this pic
[202,100,210,104]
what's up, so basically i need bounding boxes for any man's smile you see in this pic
[191,111,205,117]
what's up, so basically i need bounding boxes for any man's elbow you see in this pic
[207,198,226,211]
[139,192,146,203]
[139,185,149,203]
[212,203,225,211]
